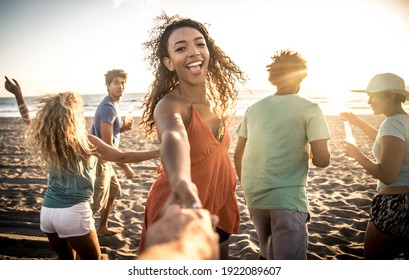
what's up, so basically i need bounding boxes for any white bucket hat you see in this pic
[352,73,409,98]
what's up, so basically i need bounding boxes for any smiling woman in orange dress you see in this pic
[138,13,247,259]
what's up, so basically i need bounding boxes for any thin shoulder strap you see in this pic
[178,87,193,104]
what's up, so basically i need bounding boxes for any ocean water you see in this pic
[0,88,403,118]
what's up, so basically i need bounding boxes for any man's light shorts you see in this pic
[40,201,95,238]
[91,160,121,214]
[249,209,309,260]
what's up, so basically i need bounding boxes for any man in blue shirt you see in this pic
[90,69,134,236]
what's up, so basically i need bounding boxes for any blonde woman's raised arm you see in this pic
[4,76,31,125]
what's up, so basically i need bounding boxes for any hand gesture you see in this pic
[122,164,135,179]
[4,76,22,96]
[340,112,360,126]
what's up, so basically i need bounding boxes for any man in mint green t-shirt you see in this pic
[234,50,331,260]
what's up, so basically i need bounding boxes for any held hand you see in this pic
[4,76,22,96]
[122,164,135,179]
[164,180,202,213]
[145,204,220,260]
[122,117,134,132]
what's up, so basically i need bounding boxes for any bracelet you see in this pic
[190,202,201,209]
[18,103,28,112]
[18,104,28,110]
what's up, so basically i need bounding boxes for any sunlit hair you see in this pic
[25,92,96,175]
[139,12,247,137]
[266,50,308,87]
[104,69,128,85]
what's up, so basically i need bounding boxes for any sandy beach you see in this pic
[0,114,388,260]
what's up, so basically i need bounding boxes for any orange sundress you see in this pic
[138,105,240,253]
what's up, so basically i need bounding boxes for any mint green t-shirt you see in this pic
[42,157,97,208]
[236,94,331,211]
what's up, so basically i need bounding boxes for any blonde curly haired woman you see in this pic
[4,77,159,259]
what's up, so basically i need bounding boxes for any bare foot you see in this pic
[97,227,121,237]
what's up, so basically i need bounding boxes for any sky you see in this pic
[1,0,409,97]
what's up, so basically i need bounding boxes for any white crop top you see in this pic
[372,114,409,190]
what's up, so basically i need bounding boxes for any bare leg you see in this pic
[97,195,120,236]
[46,232,76,260]
[364,222,401,259]
[66,229,101,260]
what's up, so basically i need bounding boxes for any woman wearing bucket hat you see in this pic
[340,73,409,259]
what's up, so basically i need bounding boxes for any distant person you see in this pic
[4,76,160,259]
[90,69,134,236]
[233,50,331,260]
[138,13,247,259]
[340,73,409,259]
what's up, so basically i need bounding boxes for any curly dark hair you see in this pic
[139,12,247,136]
[266,50,307,87]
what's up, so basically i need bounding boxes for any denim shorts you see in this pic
[40,201,95,238]
[369,194,409,239]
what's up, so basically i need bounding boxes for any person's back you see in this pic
[239,94,329,209]
[43,159,96,208]
[5,77,160,260]
[234,50,330,260]
[14,91,103,260]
